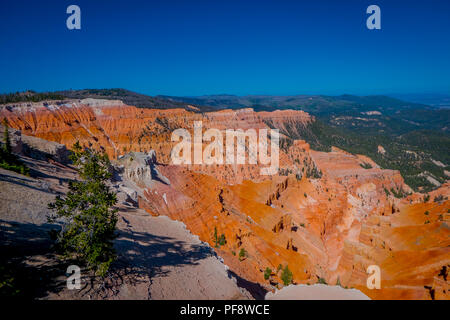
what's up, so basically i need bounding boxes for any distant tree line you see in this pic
[0,91,66,104]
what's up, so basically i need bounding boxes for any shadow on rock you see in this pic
[0,219,68,299]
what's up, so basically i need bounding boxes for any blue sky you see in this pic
[0,0,449,96]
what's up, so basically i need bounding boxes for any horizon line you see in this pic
[1,88,450,98]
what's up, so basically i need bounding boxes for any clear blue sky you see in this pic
[1,0,449,96]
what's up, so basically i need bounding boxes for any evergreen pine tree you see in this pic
[48,142,118,276]
[214,226,218,248]
[264,267,272,280]
[281,265,293,286]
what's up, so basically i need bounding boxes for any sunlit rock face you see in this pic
[2,99,449,300]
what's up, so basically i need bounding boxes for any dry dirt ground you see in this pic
[0,156,250,300]
[265,284,370,300]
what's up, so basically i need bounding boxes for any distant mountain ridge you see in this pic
[157,93,432,114]
[389,93,450,109]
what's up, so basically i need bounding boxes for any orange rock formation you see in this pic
[1,99,448,299]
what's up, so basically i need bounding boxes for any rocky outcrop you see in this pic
[0,124,69,163]
[117,151,170,187]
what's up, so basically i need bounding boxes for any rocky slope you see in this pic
[1,99,449,300]
[0,131,250,299]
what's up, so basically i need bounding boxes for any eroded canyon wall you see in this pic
[1,99,448,299]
